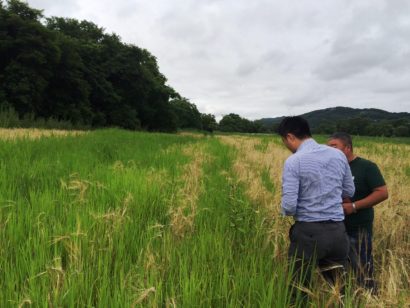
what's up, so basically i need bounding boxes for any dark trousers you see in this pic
[288,221,349,297]
[347,229,375,291]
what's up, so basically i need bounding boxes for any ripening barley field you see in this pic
[0,129,408,307]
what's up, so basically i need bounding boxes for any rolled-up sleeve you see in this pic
[342,160,355,198]
[281,158,300,216]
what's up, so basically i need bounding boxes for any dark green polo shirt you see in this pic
[345,157,386,234]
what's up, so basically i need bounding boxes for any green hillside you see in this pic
[259,107,410,130]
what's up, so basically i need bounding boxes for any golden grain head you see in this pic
[0,128,86,140]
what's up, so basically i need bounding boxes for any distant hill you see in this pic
[258,107,410,129]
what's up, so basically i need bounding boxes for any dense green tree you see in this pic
[336,117,371,135]
[201,113,217,133]
[46,17,131,127]
[364,123,384,136]
[0,0,60,116]
[393,125,410,137]
[315,121,336,134]
[252,120,268,133]
[170,97,202,129]
[219,113,262,133]
[0,1,186,131]
[219,114,245,132]
[42,32,93,124]
[219,114,268,133]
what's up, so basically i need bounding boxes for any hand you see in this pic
[342,203,355,215]
[343,197,352,203]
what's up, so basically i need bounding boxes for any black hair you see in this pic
[276,116,312,139]
[328,132,353,150]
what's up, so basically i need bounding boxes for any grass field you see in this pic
[0,129,408,307]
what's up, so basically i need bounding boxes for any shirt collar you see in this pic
[296,138,317,153]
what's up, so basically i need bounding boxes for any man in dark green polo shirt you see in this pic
[328,132,388,291]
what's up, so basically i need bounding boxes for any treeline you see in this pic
[218,114,410,137]
[218,113,269,133]
[0,0,217,132]
[315,117,410,137]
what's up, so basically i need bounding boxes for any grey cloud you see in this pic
[282,83,329,108]
[236,50,287,77]
[236,63,256,76]
[28,0,80,16]
[315,1,410,80]
[25,0,410,119]
[315,40,394,80]
[115,1,144,20]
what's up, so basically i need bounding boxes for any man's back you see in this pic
[277,116,353,300]
[282,139,354,222]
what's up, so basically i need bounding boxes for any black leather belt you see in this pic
[316,220,339,223]
[296,220,342,224]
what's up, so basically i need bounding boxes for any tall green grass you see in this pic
[0,129,195,306]
[0,129,297,307]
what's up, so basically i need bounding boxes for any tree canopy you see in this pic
[0,0,205,131]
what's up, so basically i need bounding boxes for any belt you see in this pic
[296,220,342,224]
[316,220,340,224]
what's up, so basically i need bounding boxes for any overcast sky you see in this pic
[27,0,410,119]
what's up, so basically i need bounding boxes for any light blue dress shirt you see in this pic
[281,138,355,222]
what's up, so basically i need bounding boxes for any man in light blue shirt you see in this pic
[277,116,354,300]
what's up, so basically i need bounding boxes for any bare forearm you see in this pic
[342,186,388,215]
[355,187,388,210]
